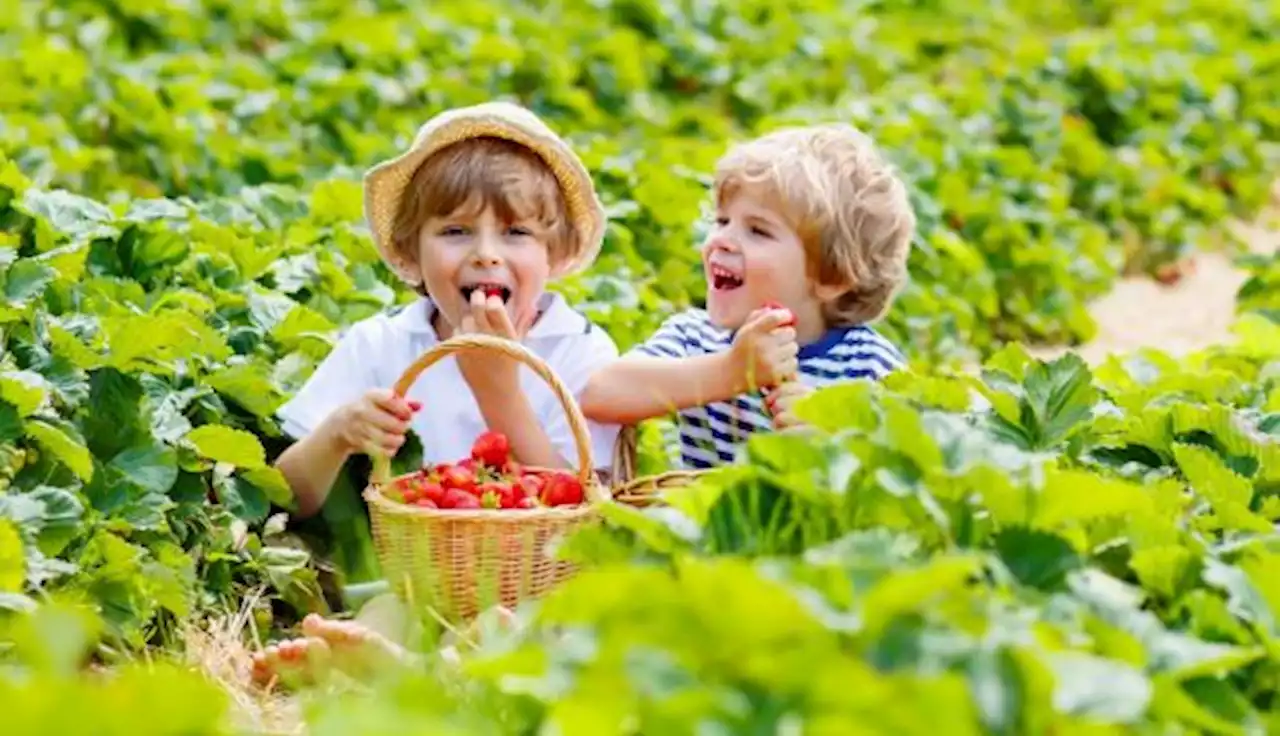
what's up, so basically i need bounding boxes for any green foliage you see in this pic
[2,0,1278,359]
[250,317,1280,734]
[1,0,1280,731]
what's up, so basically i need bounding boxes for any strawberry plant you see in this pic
[1,0,1279,731]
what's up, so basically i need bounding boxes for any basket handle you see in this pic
[368,333,601,499]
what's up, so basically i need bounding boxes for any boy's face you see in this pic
[414,197,553,337]
[701,187,824,335]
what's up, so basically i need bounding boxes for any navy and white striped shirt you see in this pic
[632,309,904,469]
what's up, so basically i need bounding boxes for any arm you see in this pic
[274,415,353,518]
[580,308,798,425]
[579,351,744,425]
[470,377,570,469]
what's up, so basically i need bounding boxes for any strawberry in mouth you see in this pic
[460,283,512,304]
[709,263,744,291]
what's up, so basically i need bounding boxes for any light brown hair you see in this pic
[389,137,574,275]
[715,124,916,325]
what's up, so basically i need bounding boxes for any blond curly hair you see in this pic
[714,123,915,326]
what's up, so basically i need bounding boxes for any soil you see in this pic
[1030,197,1279,365]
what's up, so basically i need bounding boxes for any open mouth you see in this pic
[460,282,512,304]
[709,264,744,291]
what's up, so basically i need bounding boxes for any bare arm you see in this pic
[274,415,353,518]
[579,352,744,425]
[581,308,799,425]
[275,391,416,518]
[470,380,569,469]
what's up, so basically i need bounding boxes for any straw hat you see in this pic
[363,101,607,285]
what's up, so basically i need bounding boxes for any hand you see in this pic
[455,289,529,392]
[765,380,811,430]
[330,389,420,456]
[729,307,799,392]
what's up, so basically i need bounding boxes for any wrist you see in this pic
[317,405,358,456]
[709,350,750,400]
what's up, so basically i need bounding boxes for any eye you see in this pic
[507,225,535,238]
[751,225,772,239]
[714,216,729,227]
[438,225,468,237]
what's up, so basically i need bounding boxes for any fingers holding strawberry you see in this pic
[334,389,420,457]
[765,380,811,430]
[731,307,800,390]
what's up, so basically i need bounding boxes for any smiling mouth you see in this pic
[709,264,744,291]
[460,283,513,304]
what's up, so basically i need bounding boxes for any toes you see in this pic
[301,613,326,637]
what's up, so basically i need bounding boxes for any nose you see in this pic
[470,234,502,268]
[702,233,737,254]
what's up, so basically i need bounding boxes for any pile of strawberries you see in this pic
[388,431,586,510]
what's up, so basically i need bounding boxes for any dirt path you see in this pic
[1031,197,1279,365]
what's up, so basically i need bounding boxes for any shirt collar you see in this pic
[390,291,590,340]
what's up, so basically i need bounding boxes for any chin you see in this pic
[705,300,745,331]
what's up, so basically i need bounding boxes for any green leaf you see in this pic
[0,520,24,593]
[214,473,268,523]
[102,312,230,373]
[1173,443,1270,533]
[4,259,57,303]
[240,466,292,507]
[26,486,84,557]
[0,371,48,416]
[110,443,179,494]
[1034,469,1153,529]
[81,369,148,459]
[993,528,1081,590]
[184,424,266,469]
[25,419,93,482]
[1046,652,1151,723]
[0,400,22,443]
[205,363,283,418]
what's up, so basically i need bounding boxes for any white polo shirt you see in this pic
[277,292,621,472]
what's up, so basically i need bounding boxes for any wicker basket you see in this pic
[608,424,707,507]
[363,333,610,623]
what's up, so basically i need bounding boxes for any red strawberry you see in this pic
[420,480,445,506]
[518,475,544,499]
[761,300,796,327]
[471,431,511,469]
[477,481,505,509]
[483,285,504,299]
[414,498,438,509]
[540,472,584,507]
[516,496,538,509]
[441,489,481,509]
[440,465,476,494]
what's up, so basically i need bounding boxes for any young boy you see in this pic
[580,123,914,467]
[274,101,620,517]
[253,101,618,685]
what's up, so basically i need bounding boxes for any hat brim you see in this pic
[363,102,606,285]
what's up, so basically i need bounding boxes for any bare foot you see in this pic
[251,613,408,688]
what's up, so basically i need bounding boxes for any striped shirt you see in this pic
[631,309,904,469]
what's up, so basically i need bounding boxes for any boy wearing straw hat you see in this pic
[254,102,617,685]
[274,101,620,518]
[581,123,913,467]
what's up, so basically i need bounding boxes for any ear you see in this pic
[812,278,850,303]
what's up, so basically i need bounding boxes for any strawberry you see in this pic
[518,474,544,499]
[441,489,481,510]
[439,464,476,494]
[539,472,584,507]
[420,480,445,506]
[483,285,505,299]
[516,496,538,510]
[414,498,438,509]
[476,481,504,509]
[761,300,796,327]
[471,431,511,469]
